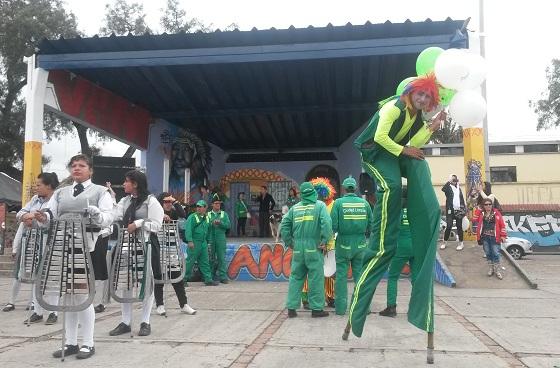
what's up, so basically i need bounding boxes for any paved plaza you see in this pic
[0,255,559,368]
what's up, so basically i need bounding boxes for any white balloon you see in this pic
[434,49,470,90]
[448,90,487,128]
[435,49,488,91]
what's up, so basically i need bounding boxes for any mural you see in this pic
[161,127,213,195]
[227,243,292,281]
[503,212,560,247]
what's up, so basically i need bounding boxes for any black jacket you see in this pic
[256,193,275,212]
[441,182,465,212]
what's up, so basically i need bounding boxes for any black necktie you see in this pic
[73,183,84,197]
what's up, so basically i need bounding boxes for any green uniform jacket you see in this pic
[208,210,231,244]
[281,200,333,251]
[397,208,413,257]
[235,200,249,218]
[184,212,210,244]
[331,193,374,245]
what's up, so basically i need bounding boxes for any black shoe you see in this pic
[138,322,151,336]
[220,279,229,284]
[379,305,397,318]
[2,303,15,312]
[302,302,310,310]
[109,322,131,336]
[311,310,329,318]
[204,280,219,286]
[45,313,58,325]
[24,313,43,324]
[76,346,95,359]
[94,304,105,313]
[288,309,297,318]
[25,303,33,311]
[52,344,79,358]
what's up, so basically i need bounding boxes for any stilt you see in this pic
[427,331,434,364]
[342,321,351,341]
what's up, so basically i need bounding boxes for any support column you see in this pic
[22,57,49,204]
[462,127,487,239]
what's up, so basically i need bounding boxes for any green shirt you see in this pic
[331,193,374,243]
[207,210,231,244]
[280,200,332,249]
[184,212,210,243]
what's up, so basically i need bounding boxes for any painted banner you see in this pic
[503,212,560,247]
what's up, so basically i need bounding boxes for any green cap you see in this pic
[196,199,207,207]
[342,176,357,189]
[299,181,315,194]
[211,193,222,203]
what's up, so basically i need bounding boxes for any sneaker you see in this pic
[204,280,219,286]
[2,303,15,312]
[440,242,447,250]
[109,322,131,336]
[456,242,464,251]
[138,322,151,336]
[24,313,43,324]
[379,305,397,317]
[94,304,105,313]
[76,346,95,359]
[181,304,197,315]
[311,310,329,318]
[45,313,58,325]
[156,305,166,316]
[52,344,79,358]
[287,309,297,318]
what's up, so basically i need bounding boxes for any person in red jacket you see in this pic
[473,198,507,279]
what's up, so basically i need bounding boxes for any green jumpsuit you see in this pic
[349,97,440,336]
[386,208,414,307]
[208,210,231,282]
[331,192,374,315]
[184,212,213,283]
[281,184,333,311]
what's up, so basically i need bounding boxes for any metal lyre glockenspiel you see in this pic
[18,225,45,284]
[155,220,185,285]
[109,227,153,304]
[35,213,95,361]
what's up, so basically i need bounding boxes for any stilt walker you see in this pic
[342,74,447,364]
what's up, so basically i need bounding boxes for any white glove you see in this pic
[85,205,101,219]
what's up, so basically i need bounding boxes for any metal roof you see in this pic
[38,19,467,151]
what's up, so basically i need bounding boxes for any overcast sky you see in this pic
[43,0,560,177]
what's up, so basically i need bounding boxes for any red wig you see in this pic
[401,73,440,112]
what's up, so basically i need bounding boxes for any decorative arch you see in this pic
[220,168,297,190]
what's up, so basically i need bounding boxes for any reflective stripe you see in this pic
[343,215,367,220]
[294,215,314,223]
[340,245,351,250]
[304,249,317,253]
[342,203,366,208]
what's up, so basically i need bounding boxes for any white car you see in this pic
[502,237,533,260]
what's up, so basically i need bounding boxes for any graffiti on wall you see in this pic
[503,212,560,247]
[226,243,292,281]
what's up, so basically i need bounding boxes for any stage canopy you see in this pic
[37,19,467,152]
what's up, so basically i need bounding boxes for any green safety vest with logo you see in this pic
[185,212,210,244]
[331,193,374,250]
[207,210,231,244]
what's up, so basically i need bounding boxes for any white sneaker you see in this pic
[181,304,197,315]
[456,242,464,251]
[156,305,166,316]
[440,242,447,250]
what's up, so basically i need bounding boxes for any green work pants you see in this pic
[334,242,365,315]
[210,241,228,281]
[286,247,325,311]
[349,151,440,336]
[184,241,212,283]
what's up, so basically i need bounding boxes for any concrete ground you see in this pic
[0,255,559,368]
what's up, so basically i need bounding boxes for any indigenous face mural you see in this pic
[161,128,212,193]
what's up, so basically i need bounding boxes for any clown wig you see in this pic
[310,177,336,206]
[400,73,441,112]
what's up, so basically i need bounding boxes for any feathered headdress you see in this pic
[400,73,441,112]
[310,177,336,206]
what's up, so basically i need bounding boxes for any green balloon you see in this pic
[439,87,456,106]
[416,46,444,76]
[396,77,417,95]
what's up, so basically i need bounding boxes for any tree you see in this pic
[100,0,151,36]
[0,0,79,178]
[430,120,463,144]
[531,59,560,131]
[160,0,238,34]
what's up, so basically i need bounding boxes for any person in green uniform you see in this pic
[235,192,249,236]
[379,187,413,317]
[281,182,332,318]
[184,200,219,286]
[331,176,374,315]
[347,73,447,338]
[208,194,231,284]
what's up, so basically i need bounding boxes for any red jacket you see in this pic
[472,207,507,244]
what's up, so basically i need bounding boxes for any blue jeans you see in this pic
[482,236,501,263]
